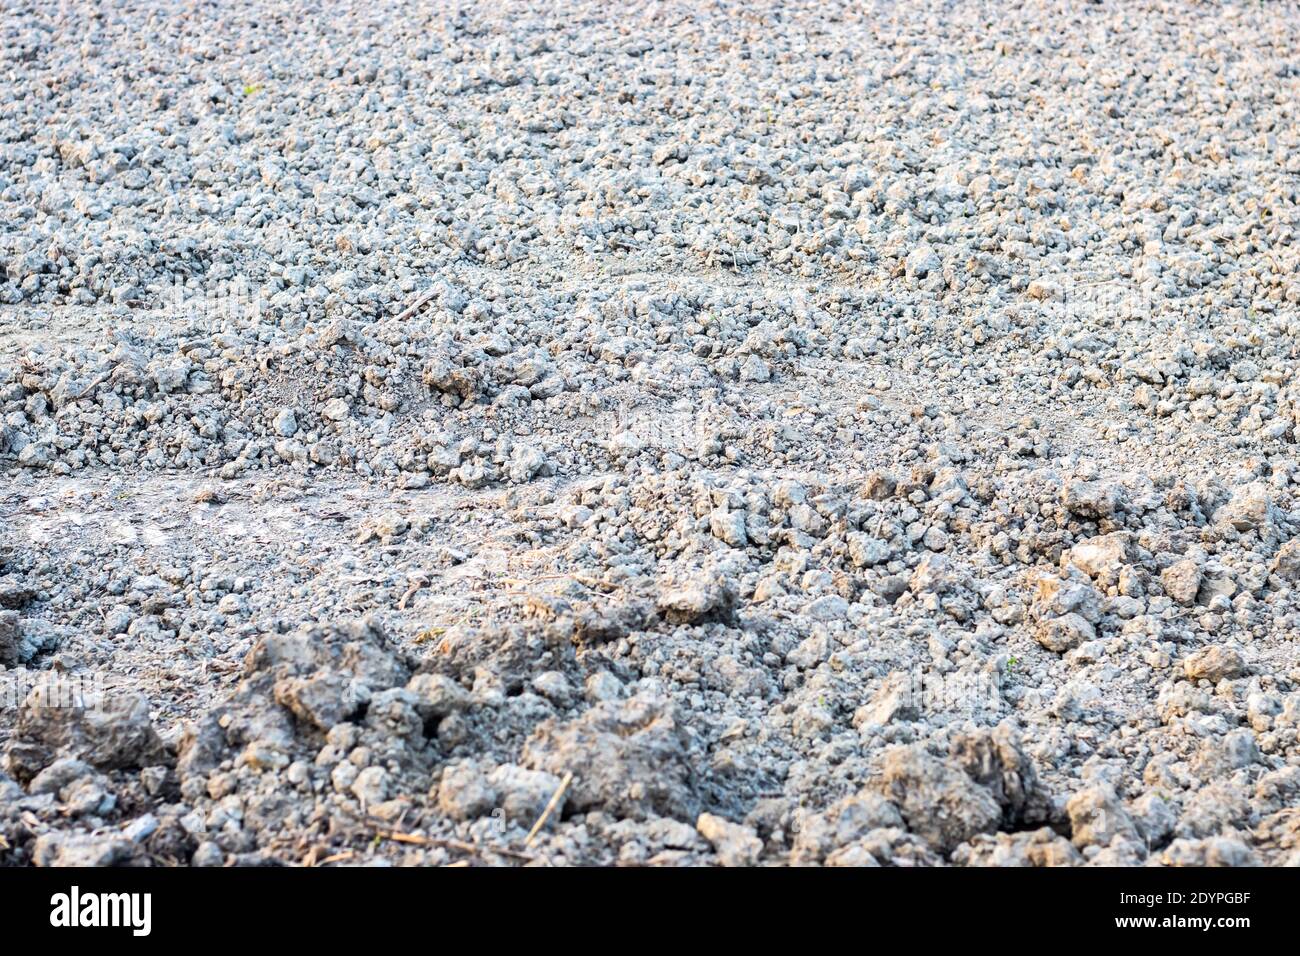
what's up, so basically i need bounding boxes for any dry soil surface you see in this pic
[2,0,1300,866]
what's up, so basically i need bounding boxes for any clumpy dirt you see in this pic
[2,0,1300,866]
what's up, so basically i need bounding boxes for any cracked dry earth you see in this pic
[4,0,1300,867]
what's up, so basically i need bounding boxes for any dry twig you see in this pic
[375,828,536,862]
[524,771,573,847]
[393,286,439,323]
